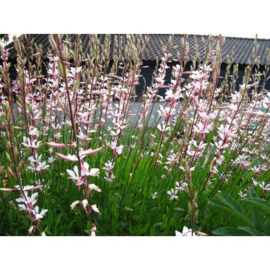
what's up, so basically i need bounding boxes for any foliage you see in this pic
[209,187,270,236]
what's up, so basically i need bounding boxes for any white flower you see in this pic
[22,138,42,149]
[104,172,115,183]
[16,191,38,208]
[32,206,48,220]
[27,162,37,171]
[88,184,102,192]
[157,123,170,133]
[110,129,121,137]
[28,154,42,163]
[176,226,198,236]
[47,157,56,163]
[28,161,50,172]
[67,166,81,182]
[116,145,123,155]
[167,189,178,200]
[82,199,89,209]
[107,141,124,155]
[152,192,157,199]
[37,161,50,171]
[252,178,258,186]
[91,204,100,214]
[14,185,34,191]
[259,182,270,191]
[82,162,99,177]
[87,168,100,177]
[28,127,39,136]
[91,225,97,236]
[103,160,115,171]
[176,181,187,192]
[179,166,195,173]
[29,226,34,233]
[238,191,247,199]
[54,132,61,139]
[70,66,82,75]
[77,130,92,141]
[70,200,80,210]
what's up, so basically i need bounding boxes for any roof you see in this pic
[5,34,270,65]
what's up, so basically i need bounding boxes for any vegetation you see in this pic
[0,34,269,236]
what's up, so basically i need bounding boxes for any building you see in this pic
[3,34,270,100]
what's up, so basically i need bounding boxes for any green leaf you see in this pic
[154,222,163,228]
[217,194,247,216]
[249,188,261,232]
[243,197,270,219]
[55,213,62,228]
[84,221,91,236]
[263,219,270,235]
[123,206,133,212]
[173,207,185,212]
[254,230,265,236]
[168,217,175,226]
[161,215,168,230]
[131,215,140,221]
[132,200,143,207]
[150,227,155,236]
[213,227,250,236]
[238,226,256,236]
[73,79,80,94]
[135,223,150,236]
[208,198,227,208]
[209,197,254,228]
[67,220,76,231]
[127,36,131,44]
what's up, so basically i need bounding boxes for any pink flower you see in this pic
[55,147,102,162]
[55,153,78,162]
[79,147,103,159]
[46,142,76,148]
[0,185,44,192]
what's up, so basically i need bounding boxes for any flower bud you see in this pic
[194,209,199,220]
[49,35,58,51]
[18,160,23,172]
[188,201,192,215]
[7,166,15,178]
[5,152,11,163]
[142,94,147,103]
[14,146,19,158]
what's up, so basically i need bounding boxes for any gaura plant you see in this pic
[0,34,269,236]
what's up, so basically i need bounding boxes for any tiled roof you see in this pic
[5,34,270,65]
